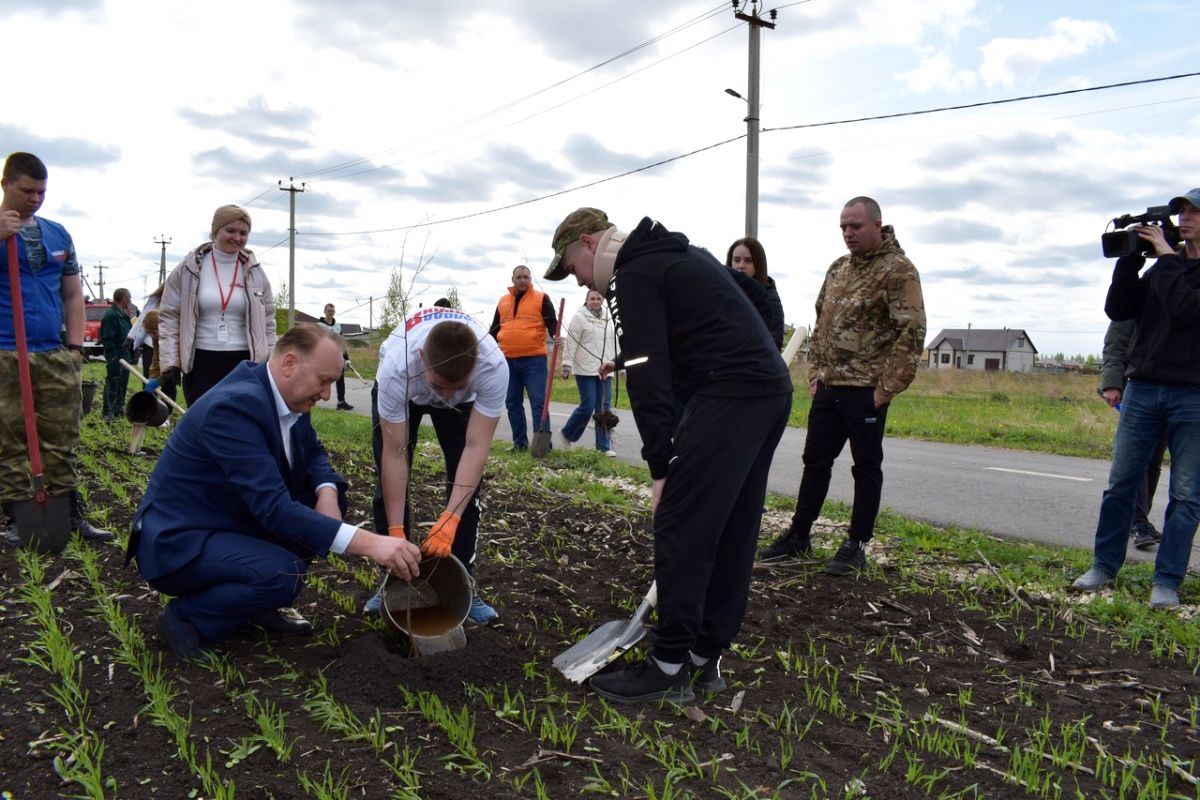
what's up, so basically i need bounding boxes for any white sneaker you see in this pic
[605,450,617,457]
[557,432,573,451]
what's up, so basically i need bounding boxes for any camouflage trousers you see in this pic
[0,348,82,502]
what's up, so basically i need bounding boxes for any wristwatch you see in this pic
[66,344,84,354]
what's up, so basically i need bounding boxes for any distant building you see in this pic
[926,328,1037,373]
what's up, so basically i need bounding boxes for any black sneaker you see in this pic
[691,656,726,692]
[759,529,812,561]
[1131,521,1161,551]
[336,401,354,411]
[589,658,695,705]
[825,538,867,576]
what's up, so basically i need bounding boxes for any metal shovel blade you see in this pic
[553,582,657,684]
[13,494,72,554]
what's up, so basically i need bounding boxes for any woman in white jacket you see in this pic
[559,290,619,454]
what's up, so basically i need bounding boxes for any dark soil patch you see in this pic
[1,433,1198,799]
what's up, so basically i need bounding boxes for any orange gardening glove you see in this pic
[420,510,461,558]
[387,524,406,540]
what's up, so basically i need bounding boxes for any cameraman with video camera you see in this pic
[1073,189,1200,608]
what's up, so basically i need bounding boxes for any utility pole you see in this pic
[369,296,374,331]
[733,0,776,239]
[279,179,307,328]
[155,235,172,286]
[95,262,106,301]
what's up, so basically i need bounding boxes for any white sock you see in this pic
[689,652,710,667]
[653,657,683,675]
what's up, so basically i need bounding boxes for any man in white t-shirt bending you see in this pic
[367,308,509,623]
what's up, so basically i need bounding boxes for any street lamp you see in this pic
[725,85,758,238]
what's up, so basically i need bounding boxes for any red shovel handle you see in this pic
[540,297,567,426]
[7,234,47,502]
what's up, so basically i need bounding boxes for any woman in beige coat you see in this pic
[157,205,276,405]
[558,290,619,454]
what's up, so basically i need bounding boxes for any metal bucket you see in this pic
[126,391,170,427]
[381,555,471,656]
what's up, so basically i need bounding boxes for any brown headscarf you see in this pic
[210,205,252,240]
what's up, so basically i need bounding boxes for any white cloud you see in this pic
[897,50,978,93]
[979,18,1116,87]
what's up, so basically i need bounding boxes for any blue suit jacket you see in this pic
[129,361,348,580]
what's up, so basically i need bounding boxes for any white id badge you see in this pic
[216,320,229,343]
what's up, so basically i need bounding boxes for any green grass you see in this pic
[551,361,1118,460]
[106,336,1119,461]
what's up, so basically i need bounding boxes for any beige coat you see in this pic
[561,304,618,376]
[158,243,276,374]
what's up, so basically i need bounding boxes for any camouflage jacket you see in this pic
[807,226,926,399]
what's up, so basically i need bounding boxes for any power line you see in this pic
[293,70,1200,241]
[308,22,742,186]
[304,133,747,238]
[763,71,1200,132]
[295,2,732,182]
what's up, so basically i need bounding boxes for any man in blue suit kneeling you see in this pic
[129,323,421,659]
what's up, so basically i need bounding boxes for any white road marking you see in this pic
[986,467,1091,482]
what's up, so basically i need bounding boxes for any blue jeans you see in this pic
[505,356,548,448]
[562,375,612,450]
[1092,380,1200,589]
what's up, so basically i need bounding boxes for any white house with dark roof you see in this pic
[926,328,1037,372]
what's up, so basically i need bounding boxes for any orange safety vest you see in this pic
[495,287,550,358]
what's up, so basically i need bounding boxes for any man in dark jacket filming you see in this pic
[1072,188,1200,609]
[544,208,792,704]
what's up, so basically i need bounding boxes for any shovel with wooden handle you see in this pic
[553,582,657,684]
[531,297,566,458]
[118,359,186,416]
[6,235,71,553]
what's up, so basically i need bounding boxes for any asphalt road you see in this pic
[330,380,1183,566]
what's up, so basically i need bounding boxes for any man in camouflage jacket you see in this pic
[761,196,925,575]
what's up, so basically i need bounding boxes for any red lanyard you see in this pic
[211,250,240,316]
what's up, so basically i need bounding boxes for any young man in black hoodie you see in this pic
[544,208,793,704]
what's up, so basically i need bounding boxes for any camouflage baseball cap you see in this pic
[544,207,611,280]
[1169,189,1200,213]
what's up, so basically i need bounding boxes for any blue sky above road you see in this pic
[5,0,1199,356]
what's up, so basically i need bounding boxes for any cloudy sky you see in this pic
[6,0,1200,357]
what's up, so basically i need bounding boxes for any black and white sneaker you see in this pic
[825,538,867,576]
[589,658,695,705]
[759,529,812,561]
[1131,521,1161,551]
[691,656,726,693]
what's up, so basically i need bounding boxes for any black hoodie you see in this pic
[1107,250,1200,385]
[608,217,792,477]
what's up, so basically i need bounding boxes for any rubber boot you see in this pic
[71,491,114,542]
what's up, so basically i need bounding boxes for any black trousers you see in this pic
[651,391,790,665]
[370,384,482,574]
[791,383,889,542]
[184,349,250,406]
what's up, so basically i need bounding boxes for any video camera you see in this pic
[1101,206,1180,258]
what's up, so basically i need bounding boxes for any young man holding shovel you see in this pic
[0,152,111,546]
[369,306,510,624]
[544,208,793,704]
